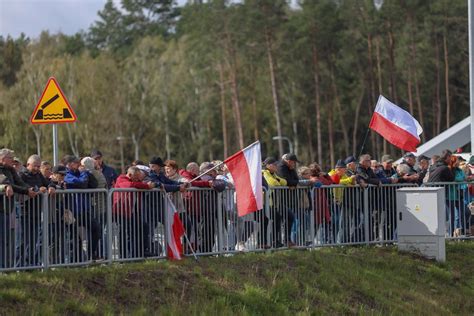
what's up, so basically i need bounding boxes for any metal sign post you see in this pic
[470,0,474,153]
[52,124,58,165]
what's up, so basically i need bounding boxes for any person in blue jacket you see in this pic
[63,155,101,261]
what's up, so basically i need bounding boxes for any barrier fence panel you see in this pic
[109,188,167,262]
[0,192,47,271]
[311,184,417,247]
[48,189,108,267]
[422,182,474,240]
[219,187,279,253]
[364,184,417,244]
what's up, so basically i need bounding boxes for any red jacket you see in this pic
[179,170,211,187]
[178,170,211,216]
[113,174,150,218]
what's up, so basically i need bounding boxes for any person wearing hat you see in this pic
[263,157,287,187]
[50,165,67,189]
[328,159,356,243]
[329,159,356,187]
[276,153,300,187]
[149,156,187,193]
[262,157,289,248]
[380,155,397,179]
[90,149,117,189]
[344,156,357,177]
[12,156,26,173]
[399,153,419,184]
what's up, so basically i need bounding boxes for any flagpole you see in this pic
[358,128,371,158]
[163,190,198,261]
[189,140,260,183]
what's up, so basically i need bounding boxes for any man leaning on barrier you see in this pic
[0,148,34,269]
[19,154,56,266]
[113,166,155,258]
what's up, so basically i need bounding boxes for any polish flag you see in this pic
[369,95,423,152]
[165,196,185,260]
[225,141,263,217]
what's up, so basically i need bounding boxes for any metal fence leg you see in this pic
[107,191,113,264]
[217,192,224,255]
[363,188,370,246]
[310,188,316,249]
[42,193,49,270]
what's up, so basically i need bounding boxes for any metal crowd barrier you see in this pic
[421,182,474,240]
[1,183,473,272]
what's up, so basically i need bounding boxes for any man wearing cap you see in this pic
[149,156,187,193]
[0,148,34,268]
[399,153,419,184]
[380,155,397,178]
[262,157,287,247]
[91,149,117,189]
[344,156,357,177]
[276,153,303,247]
[375,155,397,184]
[328,159,356,243]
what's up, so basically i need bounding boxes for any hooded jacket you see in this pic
[113,174,151,218]
[427,161,454,183]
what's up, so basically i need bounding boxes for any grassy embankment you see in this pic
[1,242,473,314]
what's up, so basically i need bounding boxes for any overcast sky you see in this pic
[0,0,186,39]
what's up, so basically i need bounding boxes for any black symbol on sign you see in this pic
[34,94,72,120]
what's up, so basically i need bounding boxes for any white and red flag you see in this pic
[369,95,423,152]
[165,196,185,260]
[224,141,263,217]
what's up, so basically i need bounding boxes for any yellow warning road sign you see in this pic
[30,77,77,124]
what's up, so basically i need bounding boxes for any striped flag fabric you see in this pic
[369,95,423,152]
[224,141,263,217]
[165,196,185,260]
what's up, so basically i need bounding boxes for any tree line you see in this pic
[0,0,468,169]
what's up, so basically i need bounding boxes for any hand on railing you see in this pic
[48,187,56,196]
[179,184,188,193]
[5,185,13,198]
[27,188,38,198]
[147,181,156,189]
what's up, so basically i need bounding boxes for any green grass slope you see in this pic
[1,243,473,315]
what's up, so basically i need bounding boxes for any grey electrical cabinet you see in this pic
[396,187,446,262]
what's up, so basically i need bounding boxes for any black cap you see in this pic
[90,149,103,158]
[335,159,346,168]
[263,157,277,166]
[52,165,67,175]
[417,155,430,162]
[344,156,356,165]
[62,155,80,164]
[283,153,300,163]
[457,155,466,162]
[149,156,165,167]
[403,152,416,159]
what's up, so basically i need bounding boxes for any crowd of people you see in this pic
[0,146,473,268]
